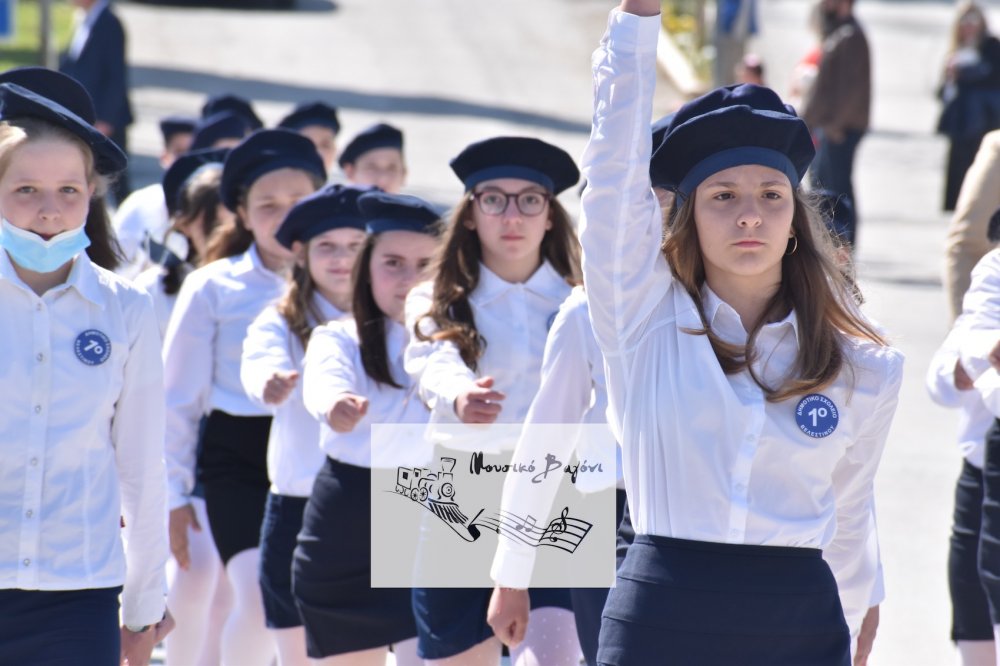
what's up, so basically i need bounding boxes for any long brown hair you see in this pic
[277,261,329,350]
[356,223,445,387]
[163,165,225,295]
[661,188,886,402]
[0,118,122,270]
[415,196,581,372]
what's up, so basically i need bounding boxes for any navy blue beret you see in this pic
[450,136,580,194]
[357,190,443,235]
[190,111,249,151]
[220,129,326,211]
[278,102,341,134]
[0,67,96,125]
[159,115,197,144]
[650,112,675,186]
[337,122,403,167]
[0,82,126,175]
[274,183,369,249]
[162,148,229,217]
[650,84,814,198]
[201,94,263,131]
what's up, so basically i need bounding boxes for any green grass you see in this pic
[0,1,75,71]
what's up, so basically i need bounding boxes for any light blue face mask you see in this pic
[0,218,91,273]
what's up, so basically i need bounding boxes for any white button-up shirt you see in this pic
[163,246,286,509]
[927,320,992,468]
[241,295,346,496]
[491,286,620,588]
[303,318,430,467]
[952,250,1000,416]
[133,264,179,342]
[580,10,903,639]
[112,183,170,281]
[404,262,572,435]
[0,250,168,627]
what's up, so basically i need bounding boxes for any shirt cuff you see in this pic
[490,541,537,589]
[608,8,662,53]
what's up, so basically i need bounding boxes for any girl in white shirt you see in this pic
[0,80,171,664]
[295,191,442,665]
[240,184,367,666]
[163,129,326,666]
[134,149,235,666]
[404,136,582,665]
[579,2,903,664]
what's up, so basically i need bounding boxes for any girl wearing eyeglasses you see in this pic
[404,136,584,665]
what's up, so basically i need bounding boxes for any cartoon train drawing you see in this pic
[396,457,457,503]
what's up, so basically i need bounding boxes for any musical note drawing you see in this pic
[547,507,569,542]
[514,515,537,533]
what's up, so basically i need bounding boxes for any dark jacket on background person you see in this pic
[802,16,871,142]
[59,3,133,133]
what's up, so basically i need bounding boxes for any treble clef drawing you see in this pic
[548,507,569,542]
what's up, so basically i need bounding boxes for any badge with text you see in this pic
[74,330,111,366]
[795,393,839,438]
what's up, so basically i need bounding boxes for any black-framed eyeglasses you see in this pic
[470,189,551,216]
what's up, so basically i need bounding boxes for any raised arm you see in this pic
[580,3,673,355]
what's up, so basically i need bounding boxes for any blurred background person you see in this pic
[937,1,1000,212]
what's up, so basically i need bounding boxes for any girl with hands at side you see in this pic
[0,75,170,665]
[241,184,368,666]
[163,129,326,666]
[294,191,443,666]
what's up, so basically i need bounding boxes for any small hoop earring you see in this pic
[786,236,799,255]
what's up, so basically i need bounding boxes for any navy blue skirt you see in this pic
[198,410,272,565]
[259,492,309,629]
[598,535,850,666]
[0,587,121,665]
[292,457,416,658]
[413,586,573,659]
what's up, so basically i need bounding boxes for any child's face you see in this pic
[369,230,438,323]
[0,138,94,239]
[304,226,366,306]
[344,148,406,194]
[465,177,552,274]
[298,125,338,173]
[692,163,794,295]
[160,132,193,170]
[240,168,316,266]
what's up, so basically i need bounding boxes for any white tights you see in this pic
[272,625,310,666]
[958,638,997,666]
[424,607,582,666]
[164,497,233,666]
[220,547,276,666]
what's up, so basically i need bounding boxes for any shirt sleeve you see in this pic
[403,281,477,420]
[926,325,969,408]
[161,271,216,510]
[241,306,297,410]
[824,349,903,640]
[302,323,360,424]
[580,9,674,357]
[491,292,597,588]
[112,289,168,627]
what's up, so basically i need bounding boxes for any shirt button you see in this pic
[36,353,44,362]
[22,559,30,567]
[734,483,746,494]
[33,405,42,414]
[729,529,740,538]
[35,303,42,311]
[29,458,38,466]
[25,509,32,518]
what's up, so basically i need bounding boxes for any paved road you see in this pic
[120,0,974,663]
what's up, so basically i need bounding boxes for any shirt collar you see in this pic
[83,0,108,27]
[700,282,799,345]
[471,260,569,306]
[0,250,105,308]
[232,244,285,283]
[312,292,347,324]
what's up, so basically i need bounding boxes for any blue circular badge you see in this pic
[74,330,111,366]
[794,393,839,438]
